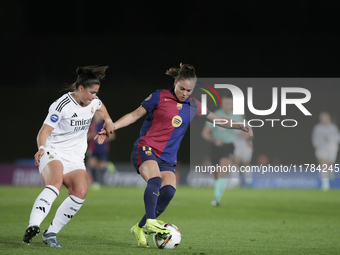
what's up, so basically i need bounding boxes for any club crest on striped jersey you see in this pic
[172,115,182,127]
[176,103,182,110]
[145,151,152,156]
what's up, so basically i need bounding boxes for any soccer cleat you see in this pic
[130,223,149,248]
[143,219,171,235]
[42,230,62,248]
[211,200,220,207]
[156,219,166,225]
[23,225,40,244]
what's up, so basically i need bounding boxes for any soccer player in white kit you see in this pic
[312,112,340,191]
[23,66,114,247]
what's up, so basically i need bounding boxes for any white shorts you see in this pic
[315,146,338,164]
[234,142,253,163]
[38,146,86,175]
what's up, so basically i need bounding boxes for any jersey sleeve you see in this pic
[192,98,210,120]
[43,100,64,128]
[141,91,160,113]
[95,97,102,111]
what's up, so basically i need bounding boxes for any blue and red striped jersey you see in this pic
[134,89,210,165]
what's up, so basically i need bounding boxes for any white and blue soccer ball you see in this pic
[153,223,181,249]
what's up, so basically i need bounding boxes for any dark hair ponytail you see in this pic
[165,63,196,81]
[66,65,109,91]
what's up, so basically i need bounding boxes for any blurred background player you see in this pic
[312,111,340,191]
[201,95,244,206]
[234,119,254,187]
[87,113,115,188]
[95,63,253,248]
[22,66,114,247]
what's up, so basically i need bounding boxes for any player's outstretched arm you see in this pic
[206,111,253,138]
[95,102,114,138]
[34,124,54,166]
[114,106,147,131]
[94,106,147,144]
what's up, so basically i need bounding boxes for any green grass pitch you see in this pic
[0,186,339,255]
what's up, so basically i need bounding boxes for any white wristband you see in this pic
[39,145,45,150]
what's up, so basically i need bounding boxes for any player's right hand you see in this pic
[34,149,44,166]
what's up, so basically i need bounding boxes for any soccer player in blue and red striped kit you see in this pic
[95,63,253,247]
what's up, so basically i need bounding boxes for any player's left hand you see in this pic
[94,128,108,145]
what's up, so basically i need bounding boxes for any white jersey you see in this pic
[312,123,340,163]
[43,92,102,162]
[234,129,253,163]
[312,123,340,150]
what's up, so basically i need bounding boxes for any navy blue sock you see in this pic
[142,177,162,224]
[91,168,98,183]
[138,185,176,228]
[155,185,176,217]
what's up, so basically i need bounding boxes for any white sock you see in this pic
[322,177,330,190]
[28,185,59,227]
[47,195,84,234]
[320,171,330,190]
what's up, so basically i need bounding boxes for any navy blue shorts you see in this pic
[131,146,175,174]
[89,151,108,161]
[210,143,235,165]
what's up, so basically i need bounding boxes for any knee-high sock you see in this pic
[214,178,227,203]
[47,195,84,234]
[90,168,99,183]
[138,185,176,228]
[28,185,59,227]
[142,177,162,224]
[155,185,176,217]
[321,171,330,190]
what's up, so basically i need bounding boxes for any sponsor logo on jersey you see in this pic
[71,113,78,118]
[177,103,182,110]
[50,114,59,123]
[70,118,92,126]
[145,94,152,101]
[172,115,182,127]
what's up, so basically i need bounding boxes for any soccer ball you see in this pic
[153,223,181,249]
